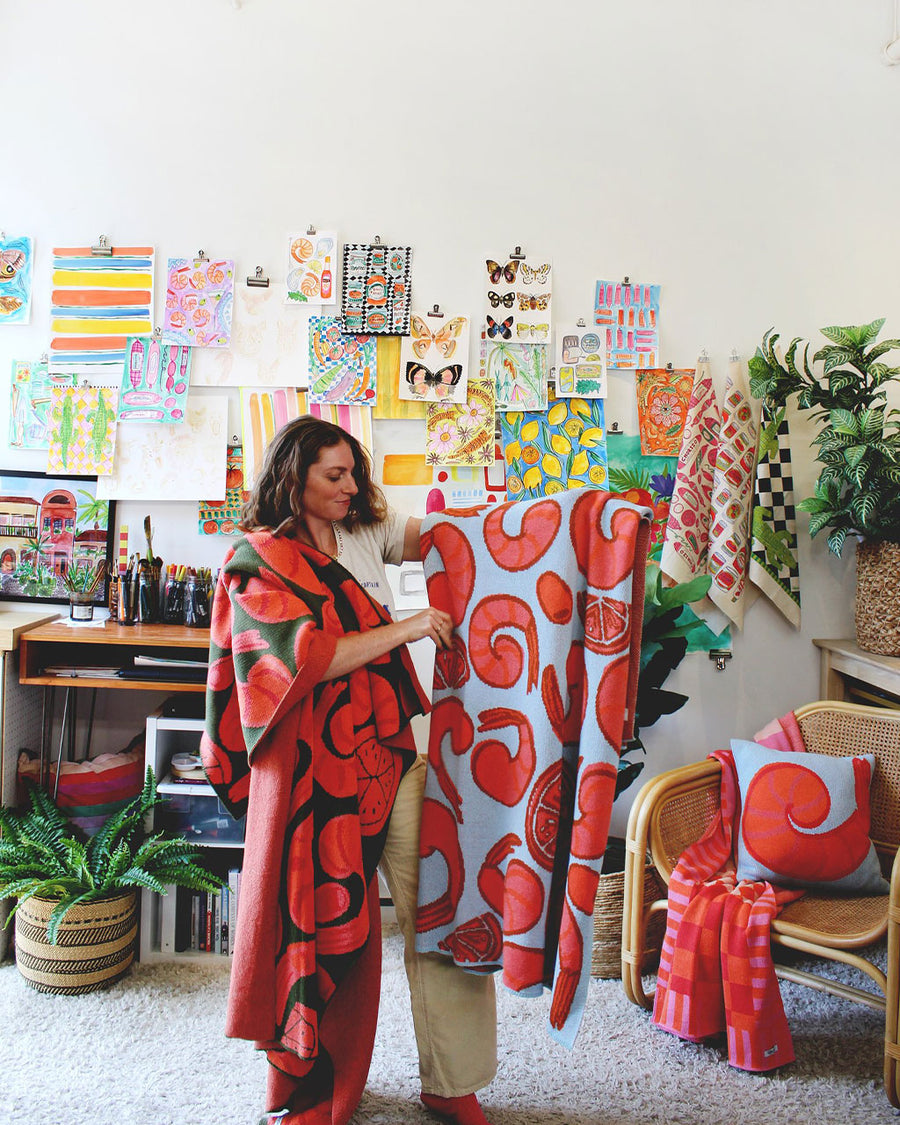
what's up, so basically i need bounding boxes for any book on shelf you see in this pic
[228,867,240,957]
[220,883,230,955]
[42,665,123,678]
[213,892,222,955]
[134,654,210,669]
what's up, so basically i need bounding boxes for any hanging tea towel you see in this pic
[706,359,760,628]
[748,404,801,627]
[660,360,720,585]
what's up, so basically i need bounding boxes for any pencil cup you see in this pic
[162,577,185,625]
[138,572,159,624]
[69,592,94,622]
[117,576,135,625]
[183,575,210,628]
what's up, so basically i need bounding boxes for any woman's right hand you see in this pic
[400,607,453,650]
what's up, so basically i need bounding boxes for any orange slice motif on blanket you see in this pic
[583,594,630,655]
[526,760,574,872]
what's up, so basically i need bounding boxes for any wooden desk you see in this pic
[19,620,210,694]
[813,638,900,706]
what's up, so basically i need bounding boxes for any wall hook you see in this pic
[509,245,526,260]
[709,649,733,672]
[91,235,113,257]
[427,304,444,318]
[247,265,269,288]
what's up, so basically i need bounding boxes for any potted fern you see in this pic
[749,319,900,654]
[0,768,221,994]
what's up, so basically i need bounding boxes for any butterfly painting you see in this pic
[486,259,519,285]
[517,323,549,340]
[410,314,467,360]
[405,362,463,399]
[517,292,552,311]
[399,309,470,404]
[486,315,513,340]
[520,262,551,286]
[487,291,515,309]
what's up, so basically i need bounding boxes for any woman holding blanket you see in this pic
[201,416,497,1125]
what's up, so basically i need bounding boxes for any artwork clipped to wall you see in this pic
[594,278,660,369]
[199,446,249,536]
[9,360,77,449]
[49,244,154,378]
[46,387,118,476]
[341,242,412,335]
[554,324,608,399]
[117,337,192,424]
[425,377,496,467]
[501,393,609,502]
[307,316,376,405]
[0,235,34,325]
[285,229,337,306]
[163,255,234,348]
[635,366,694,456]
[399,310,470,404]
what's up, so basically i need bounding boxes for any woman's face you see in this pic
[301,441,359,523]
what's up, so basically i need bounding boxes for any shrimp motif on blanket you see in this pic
[415,489,652,1046]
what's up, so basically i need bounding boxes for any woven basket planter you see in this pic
[591,863,666,979]
[14,890,137,995]
[856,540,900,657]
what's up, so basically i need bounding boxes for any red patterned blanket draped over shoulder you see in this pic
[414,489,652,1047]
[200,532,429,1122]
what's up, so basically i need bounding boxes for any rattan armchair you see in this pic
[620,700,900,1106]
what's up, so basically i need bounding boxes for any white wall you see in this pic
[2,0,897,827]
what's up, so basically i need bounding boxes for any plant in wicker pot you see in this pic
[0,767,221,994]
[749,319,900,655]
[591,571,712,978]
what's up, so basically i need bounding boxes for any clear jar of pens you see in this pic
[184,571,211,628]
[162,565,212,627]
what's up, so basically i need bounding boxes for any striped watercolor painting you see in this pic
[239,387,373,488]
[50,245,154,376]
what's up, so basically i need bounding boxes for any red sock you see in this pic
[420,1092,492,1125]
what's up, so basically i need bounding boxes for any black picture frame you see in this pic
[0,470,116,606]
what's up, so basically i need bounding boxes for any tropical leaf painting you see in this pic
[46,386,118,475]
[606,433,676,561]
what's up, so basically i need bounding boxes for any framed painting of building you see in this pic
[0,471,116,606]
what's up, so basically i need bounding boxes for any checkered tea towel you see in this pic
[748,404,801,627]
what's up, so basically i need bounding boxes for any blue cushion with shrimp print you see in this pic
[730,740,889,894]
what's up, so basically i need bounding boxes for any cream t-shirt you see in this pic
[332,508,406,616]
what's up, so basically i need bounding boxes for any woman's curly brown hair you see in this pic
[240,415,386,537]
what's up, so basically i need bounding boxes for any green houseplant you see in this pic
[748,318,900,654]
[0,768,221,993]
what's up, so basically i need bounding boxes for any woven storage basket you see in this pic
[591,863,666,979]
[14,890,137,995]
[856,540,900,657]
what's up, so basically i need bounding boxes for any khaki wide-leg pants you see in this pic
[378,755,498,1097]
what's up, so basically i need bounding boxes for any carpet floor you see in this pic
[1,925,897,1125]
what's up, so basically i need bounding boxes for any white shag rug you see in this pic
[1,925,898,1125]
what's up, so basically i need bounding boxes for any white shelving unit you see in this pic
[139,710,244,962]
